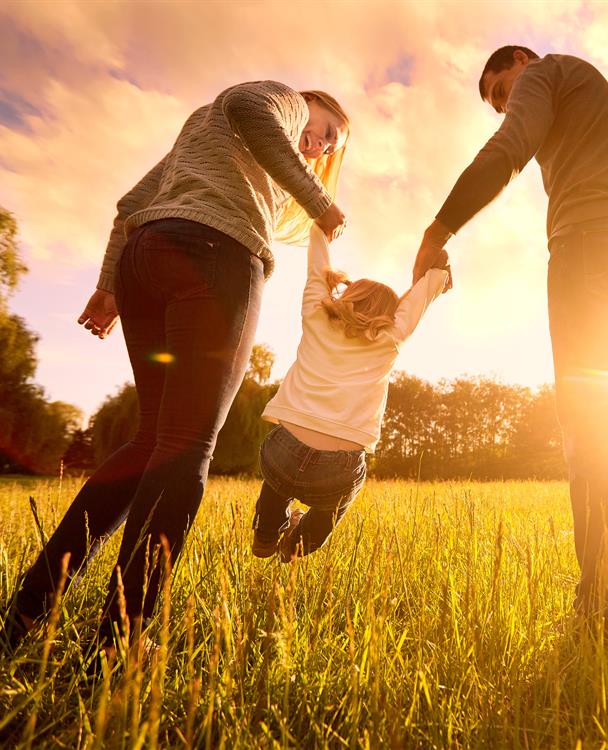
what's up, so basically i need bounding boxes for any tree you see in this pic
[374,373,441,477]
[508,385,564,478]
[89,382,138,465]
[211,377,278,474]
[62,428,95,473]
[438,377,532,478]
[246,343,275,385]
[0,207,27,306]
[374,374,566,480]
[1,386,82,474]
[0,207,81,475]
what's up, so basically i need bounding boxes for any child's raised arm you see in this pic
[301,224,332,316]
[393,268,448,343]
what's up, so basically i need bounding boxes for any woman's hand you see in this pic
[314,202,346,241]
[78,289,119,339]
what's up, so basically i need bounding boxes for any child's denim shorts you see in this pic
[259,424,367,509]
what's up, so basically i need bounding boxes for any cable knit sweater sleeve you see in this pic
[97,155,168,292]
[222,82,332,219]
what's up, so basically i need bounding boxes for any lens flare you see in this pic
[149,352,175,364]
[564,368,608,384]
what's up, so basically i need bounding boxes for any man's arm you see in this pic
[412,219,454,286]
[413,60,555,283]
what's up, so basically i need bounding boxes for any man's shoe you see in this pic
[278,510,305,563]
[252,531,279,559]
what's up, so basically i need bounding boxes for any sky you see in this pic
[1,0,607,422]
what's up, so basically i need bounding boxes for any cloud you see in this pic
[0,75,188,266]
[1,0,604,415]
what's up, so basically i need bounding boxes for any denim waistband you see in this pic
[140,218,252,254]
[271,425,365,464]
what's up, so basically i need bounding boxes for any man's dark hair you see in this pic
[478,46,540,99]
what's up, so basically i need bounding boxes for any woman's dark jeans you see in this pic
[254,425,367,556]
[17,219,264,637]
[548,220,608,608]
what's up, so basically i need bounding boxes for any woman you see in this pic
[7,81,349,654]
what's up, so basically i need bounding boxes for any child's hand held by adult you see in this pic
[78,289,119,339]
[430,248,454,293]
[314,202,346,241]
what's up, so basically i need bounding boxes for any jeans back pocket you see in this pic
[582,230,608,301]
[140,224,218,300]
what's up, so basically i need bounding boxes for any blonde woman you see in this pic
[253,225,449,561]
[8,82,349,657]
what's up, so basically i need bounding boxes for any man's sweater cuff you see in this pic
[434,210,460,235]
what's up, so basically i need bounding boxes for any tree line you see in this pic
[1,207,565,480]
[73,366,564,481]
[0,208,82,474]
[374,373,564,479]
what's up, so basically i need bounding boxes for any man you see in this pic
[413,46,608,611]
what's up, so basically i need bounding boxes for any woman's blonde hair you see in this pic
[275,90,350,246]
[320,269,400,342]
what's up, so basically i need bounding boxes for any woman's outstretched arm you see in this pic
[222,81,333,219]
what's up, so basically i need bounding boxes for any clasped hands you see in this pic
[316,207,454,291]
[412,219,453,292]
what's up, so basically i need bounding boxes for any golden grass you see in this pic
[0,476,605,749]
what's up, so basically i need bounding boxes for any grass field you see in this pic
[0,476,606,749]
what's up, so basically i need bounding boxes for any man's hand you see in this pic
[432,248,450,270]
[412,219,453,286]
[430,248,454,292]
[78,289,119,339]
[315,202,346,241]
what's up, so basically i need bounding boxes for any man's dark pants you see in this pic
[548,220,608,608]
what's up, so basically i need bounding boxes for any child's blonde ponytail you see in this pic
[320,270,400,342]
[325,268,351,293]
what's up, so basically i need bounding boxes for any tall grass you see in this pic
[0,476,605,749]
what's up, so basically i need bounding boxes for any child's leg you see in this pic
[283,491,358,558]
[285,450,366,559]
[253,480,292,542]
[281,452,367,562]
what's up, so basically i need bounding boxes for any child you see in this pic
[252,224,449,561]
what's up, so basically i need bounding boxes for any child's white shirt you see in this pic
[262,225,448,452]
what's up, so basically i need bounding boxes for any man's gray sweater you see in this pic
[437,54,608,240]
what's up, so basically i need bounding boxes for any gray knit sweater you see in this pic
[97,81,333,293]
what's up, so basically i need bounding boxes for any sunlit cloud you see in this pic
[1,0,605,416]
